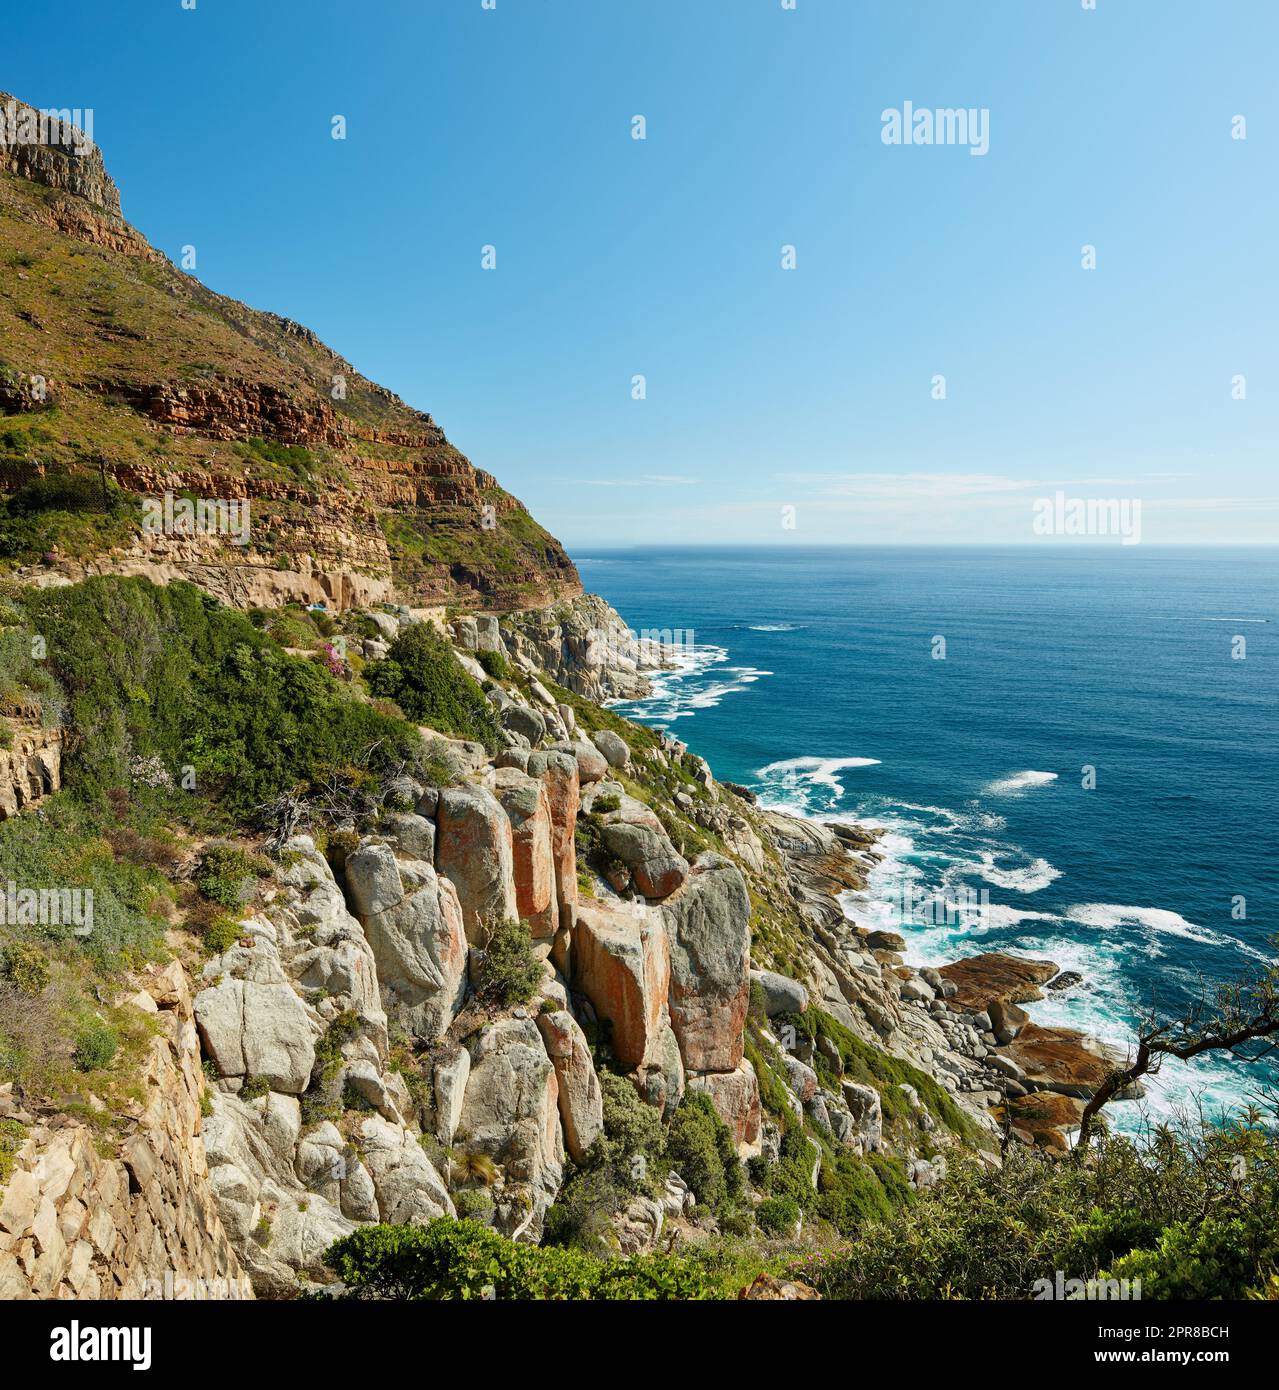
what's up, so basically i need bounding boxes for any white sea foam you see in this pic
[1063,902,1267,961]
[828,807,1266,1133]
[985,770,1059,795]
[975,851,1061,893]
[613,645,772,724]
[756,755,882,799]
[873,799,1008,835]
[747,622,806,632]
[970,903,1061,931]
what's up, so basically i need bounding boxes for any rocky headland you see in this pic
[0,95,1140,1301]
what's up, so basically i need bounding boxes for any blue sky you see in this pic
[6,0,1277,546]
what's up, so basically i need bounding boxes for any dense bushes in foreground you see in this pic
[367,620,501,751]
[326,1115,1279,1301]
[17,577,423,816]
[793,1119,1279,1300]
[323,1219,764,1300]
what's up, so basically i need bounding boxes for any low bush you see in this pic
[72,1021,118,1072]
[324,1219,735,1300]
[794,1119,1279,1300]
[474,920,541,1008]
[754,1194,800,1236]
[665,1091,743,1213]
[367,622,501,751]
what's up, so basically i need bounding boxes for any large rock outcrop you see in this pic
[527,749,581,931]
[455,1018,565,1240]
[535,1009,604,1162]
[434,786,518,943]
[662,854,752,1074]
[0,722,61,821]
[0,962,248,1300]
[493,768,559,939]
[195,920,317,1095]
[573,901,672,1072]
[344,839,468,1040]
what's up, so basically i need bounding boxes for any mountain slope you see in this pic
[0,92,579,612]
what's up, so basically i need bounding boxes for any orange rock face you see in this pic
[996,1091,1086,1152]
[573,902,671,1071]
[494,769,559,939]
[1001,1024,1119,1098]
[435,787,517,944]
[535,751,580,932]
[936,953,1060,1012]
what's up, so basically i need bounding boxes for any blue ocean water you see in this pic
[577,546,1279,1128]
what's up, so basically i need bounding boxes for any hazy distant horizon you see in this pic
[13,0,1277,546]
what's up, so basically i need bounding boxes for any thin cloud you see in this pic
[579,474,699,488]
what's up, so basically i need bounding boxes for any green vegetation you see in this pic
[0,1117,27,1182]
[782,1006,977,1142]
[195,844,268,908]
[0,470,138,564]
[545,1072,668,1251]
[475,648,509,681]
[755,1194,801,1236]
[0,794,171,974]
[381,490,568,595]
[323,1218,769,1300]
[793,1118,1279,1300]
[0,942,50,997]
[666,1091,744,1211]
[233,436,316,479]
[71,1021,119,1072]
[546,1080,758,1252]
[19,576,423,818]
[367,621,501,752]
[301,1009,362,1124]
[474,920,542,1008]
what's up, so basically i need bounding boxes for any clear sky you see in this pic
[6,0,1277,547]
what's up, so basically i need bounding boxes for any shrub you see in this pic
[474,920,541,1008]
[598,1072,666,1194]
[0,942,50,997]
[19,577,423,819]
[795,1120,1279,1300]
[755,1194,801,1236]
[195,844,263,908]
[0,795,168,974]
[0,1117,27,1183]
[547,1072,672,1252]
[366,622,501,751]
[476,649,510,681]
[72,1021,119,1072]
[666,1091,743,1213]
[324,1219,729,1300]
[202,914,243,956]
[453,1189,495,1220]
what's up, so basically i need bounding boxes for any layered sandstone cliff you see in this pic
[0,92,579,613]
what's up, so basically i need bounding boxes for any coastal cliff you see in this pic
[0,95,1163,1304]
[0,92,579,613]
[0,583,1137,1300]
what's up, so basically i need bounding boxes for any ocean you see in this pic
[576,546,1279,1130]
